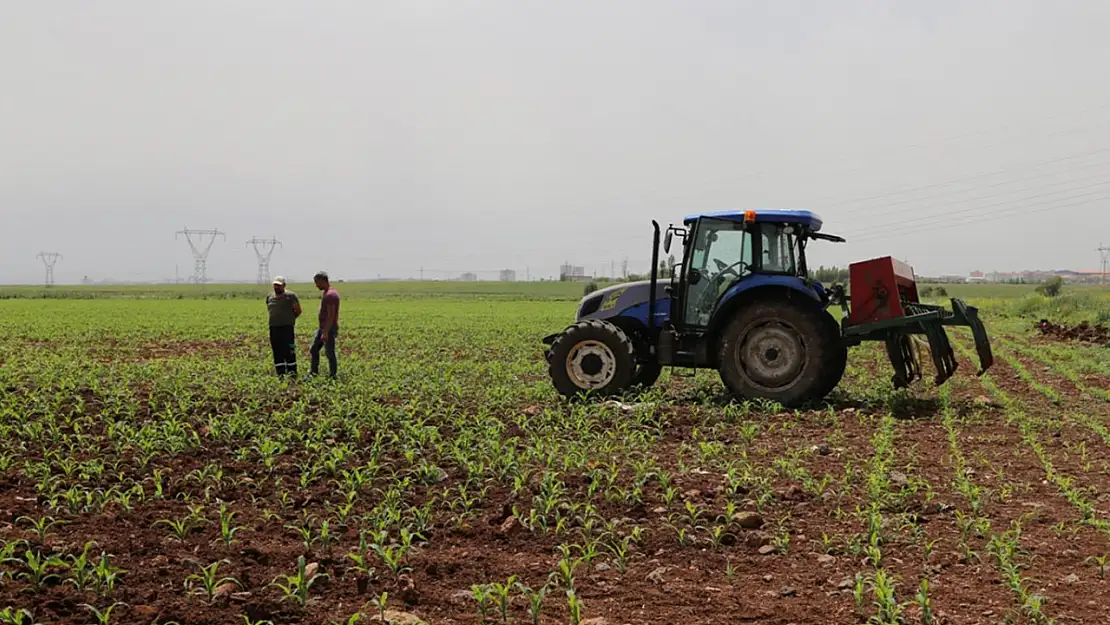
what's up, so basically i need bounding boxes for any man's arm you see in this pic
[292,294,302,317]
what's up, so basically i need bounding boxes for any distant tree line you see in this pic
[810,266,850,283]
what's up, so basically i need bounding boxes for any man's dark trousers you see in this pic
[310,325,338,378]
[270,325,297,377]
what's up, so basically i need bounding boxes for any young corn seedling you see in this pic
[286,518,319,553]
[317,519,335,554]
[915,578,933,625]
[515,582,548,625]
[369,591,390,623]
[488,575,517,624]
[93,552,126,598]
[1085,554,1109,580]
[470,584,495,624]
[705,525,735,550]
[329,613,364,625]
[81,602,127,625]
[216,503,245,549]
[155,515,203,542]
[0,607,41,625]
[575,539,602,572]
[346,532,378,594]
[869,569,904,625]
[852,573,868,617]
[548,555,580,590]
[370,532,413,577]
[13,550,67,593]
[606,536,632,574]
[271,555,328,607]
[185,560,239,604]
[64,541,98,592]
[16,516,64,544]
[566,589,584,625]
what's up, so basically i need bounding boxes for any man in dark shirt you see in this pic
[310,270,340,379]
[266,276,302,377]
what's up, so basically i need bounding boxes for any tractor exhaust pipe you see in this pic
[649,220,660,337]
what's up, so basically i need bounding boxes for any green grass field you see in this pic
[1,281,1108,625]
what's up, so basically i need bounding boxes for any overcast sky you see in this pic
[2,1,1109,284]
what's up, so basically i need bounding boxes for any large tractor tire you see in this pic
[811,312,848,401]
[548,320,636,397]
[716,298,841,408]
[630,362,663,389]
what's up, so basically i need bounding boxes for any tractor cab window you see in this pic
[684,219,752,328]
[758,224,798,275]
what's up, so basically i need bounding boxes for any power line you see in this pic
[176,228,225,284]
[824,149,1110,214]
[246,237,282,285]
[848,192,1110,244]
[833,168,1110,231]
[841,178,1110,239]
[36,252,62,287]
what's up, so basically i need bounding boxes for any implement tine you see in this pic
[921,321,958,386]
[885,334,920,389]
[951,298,994,376]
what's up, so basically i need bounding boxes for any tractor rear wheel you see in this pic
[548,320,636,397]
[630,362,663,389]
[716,299,839,408]
[811,312,848,401]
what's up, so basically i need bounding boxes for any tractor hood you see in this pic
[577,279,669,321]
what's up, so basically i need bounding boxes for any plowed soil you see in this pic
[1035,319,1110,346]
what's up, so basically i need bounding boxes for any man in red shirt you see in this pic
[310,270,341,379]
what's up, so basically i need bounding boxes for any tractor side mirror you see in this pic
[664,229,673,254]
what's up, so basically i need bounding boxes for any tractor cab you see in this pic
[655,209,844,367]
[664,209,837,330]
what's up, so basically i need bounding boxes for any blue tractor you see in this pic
[542,209,993,407]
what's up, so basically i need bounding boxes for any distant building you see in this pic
[1053,269,1103,284]
[499,269,516,282]
[560,263,587,281]
[459,272,478,282]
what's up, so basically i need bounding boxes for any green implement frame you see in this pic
[841,298,994,388]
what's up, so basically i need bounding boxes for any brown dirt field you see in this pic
[2,334,1109,625]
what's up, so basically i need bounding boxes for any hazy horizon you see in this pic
[4,2,1110,285]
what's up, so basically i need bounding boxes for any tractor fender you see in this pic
[706,280,823,367]
[604,310,657,362]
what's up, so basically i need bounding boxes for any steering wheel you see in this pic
[696,260,749,314]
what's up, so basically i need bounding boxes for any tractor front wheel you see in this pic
[716,299,838,408]
[548,320,636,397]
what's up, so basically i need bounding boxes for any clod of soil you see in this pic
[1035,319,1110,346]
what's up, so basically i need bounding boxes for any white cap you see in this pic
[272,276,286,285]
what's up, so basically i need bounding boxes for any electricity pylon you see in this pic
[37,252,62,287]
[176,228,225,284]
[247,237,282,284]
[1099,243,1110,285]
